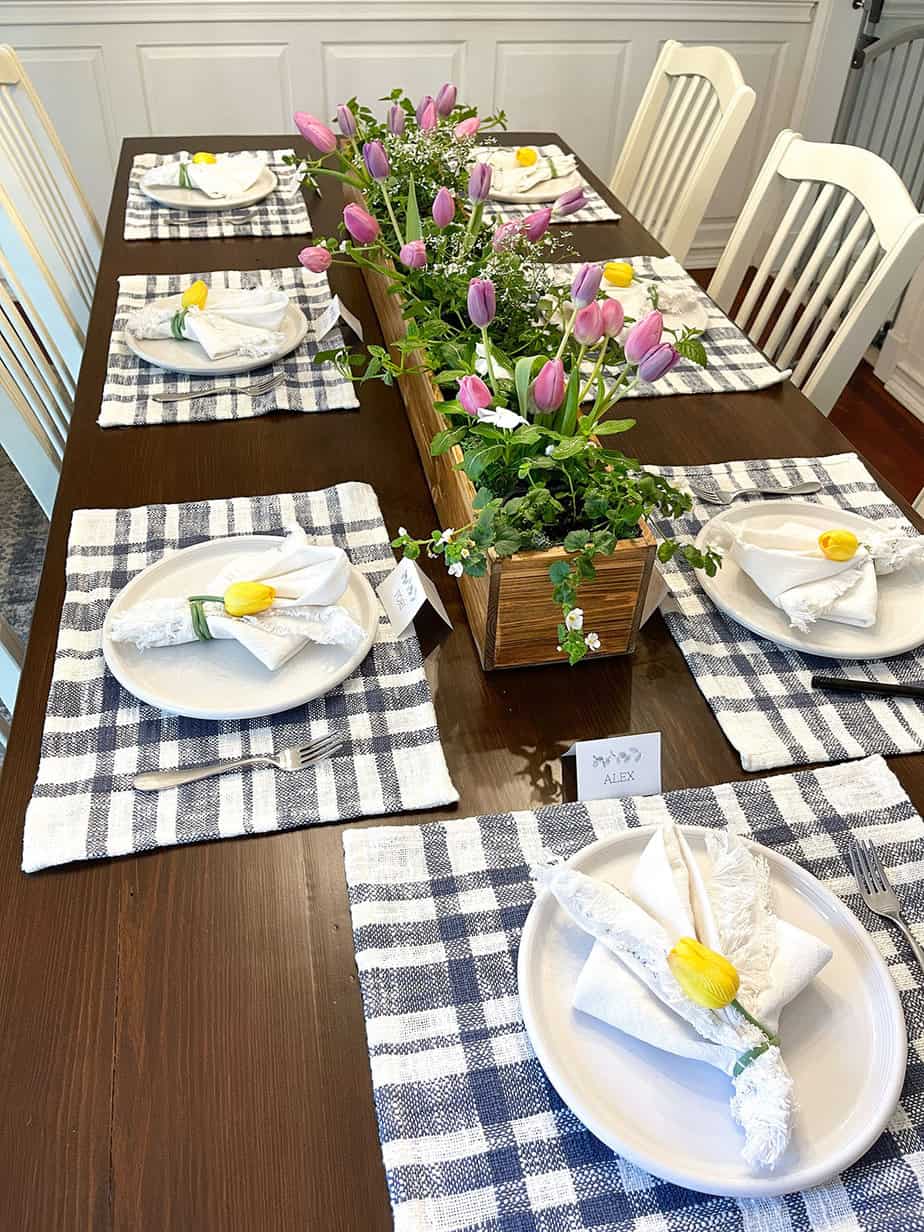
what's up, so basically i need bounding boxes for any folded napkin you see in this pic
[108,527,366,671]
[141,151,265,199]
[476,145,578,195]
[708,517,924,631]
[127,287,289,361]
[538,822,832,1170]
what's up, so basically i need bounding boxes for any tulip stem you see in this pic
[481,328,498,394]
[554,306,575,361]
[463,200,485,253]
[379,182,405,249]
[578,341,611,403]
[730,999,779,1047]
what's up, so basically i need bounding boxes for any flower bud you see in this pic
[668,937,740,1009]
[458,374,492,415]
[181,279,208,310]
[342,202,380,245]
[467,161,492,202]
[436,82,457,117]
[419,98,438,131]
[492,221,520,252]
[554,186,586,216]
[572,302,604,347]
[298,245,332,274]
[604,261,634,288]
[336,103,357,138]
[362,139,390,182]
[467,277,496,328]
[600,298,625,338]
[570,262,602,308]
[637,342,680,383]
[453,116,481,140]
[399,239,428,269]
[522,208,552,242]
[387,104,405,136]
[532,358,565,412]
[818,529,859,561]
[294,112,337,154]
[223,581,276,618]
[432,186,455,228]
[624,310,664,364]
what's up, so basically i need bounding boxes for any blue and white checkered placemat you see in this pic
[22,482,457,873]
[99,266,359,427]
[647,452,924,772]
[125,149,311,239]
[481,144,620,224]
[344,754,922,1232]
[553,256,789,397]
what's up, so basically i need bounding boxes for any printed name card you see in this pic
[314,294,364,342]
[377,557,453,636]
[564,731,662,802]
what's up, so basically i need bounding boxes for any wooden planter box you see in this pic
[355,241,656,669]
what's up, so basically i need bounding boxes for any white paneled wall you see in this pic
[1,1,849,266]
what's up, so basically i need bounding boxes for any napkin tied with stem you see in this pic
[536,822,832,1169]
[140,151,265,198]
[127,286,289,362]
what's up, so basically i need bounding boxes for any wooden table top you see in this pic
[1,132,921,1230]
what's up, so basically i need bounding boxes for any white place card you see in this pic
[314,294,364,342]
[377,557,453,636]
[564,731,661,802]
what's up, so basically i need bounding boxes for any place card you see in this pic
[313,294,364,342]
[377,557,453,635]
[564,731,661,802]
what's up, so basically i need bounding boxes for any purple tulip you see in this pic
[454,117,480,140]
[624,310,664,364]
[458,374,492,415]
[336,103,357,138]
[399,239,428,269]
[362,139,390,182]
[467,162,492,202]
[570,262,602,308]
[572,302,604,347]
[298,245,332,273]
[436,82,458,117]
[637,343,680,383]
[522,208,552,242]
[492,221,520,252]
[554,186,586,217]
[532,359,566,413]
[343,202,380,245]
[467,277,496,328]
[416,94,434,124]
[600,298,625,338]
[419,99,438,131]
[387,104,405,136]
[294,112,337,154]
[432,187,455,228]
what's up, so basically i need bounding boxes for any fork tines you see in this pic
[849,838,889,896]
[298,734,343,766]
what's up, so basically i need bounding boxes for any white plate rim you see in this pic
[123,301,309,377]
[694,499,924,659]
[139,163,278,211]
[518,824,907,1198]
[101,534,379,720]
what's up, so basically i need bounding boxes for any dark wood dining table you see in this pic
[1,132,922,1230]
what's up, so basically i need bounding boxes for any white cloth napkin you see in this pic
[537,822,832,1170]
[108,527,366,671]
[141,151,265,198]
[126,288,289,361]
[708,517,924,631]
[476,144,578,195]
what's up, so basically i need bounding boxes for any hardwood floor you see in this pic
[690,268,924,501]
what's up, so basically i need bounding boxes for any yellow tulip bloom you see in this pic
[181,280,208,311]
[223,581,276,617]
[515,146,538,167]
[667,936,740,1009]
[818,529,859,562]
[192,151,217,164]
[604,261,634,288]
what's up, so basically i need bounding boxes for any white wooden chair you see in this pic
[610,41,755,263]
[0,615,25,744]
[0,44,102,344]
[709,130,924,417]
[914,487,924,516]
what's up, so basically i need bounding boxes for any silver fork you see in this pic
[849,838,924,970]
[152,371,284,404]
[133,733,343,791]
[688,480,823,505]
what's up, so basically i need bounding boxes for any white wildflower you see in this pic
[476,406,527,430]
[545,445,555,456]
[398,526,408,537]
[565,607,584,632]
[438,528,454,545]
[448,562,463,577]
[584,631,601,651]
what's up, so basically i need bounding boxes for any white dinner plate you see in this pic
[518,826,906,1197]
[124,299,309,377]
[602,278,710,335]
[102,535,379,720]
[140,163,277,211]
[695,500,924,659]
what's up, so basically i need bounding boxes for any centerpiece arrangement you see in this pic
[291,88,719,668]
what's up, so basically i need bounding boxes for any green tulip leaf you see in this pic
[405,174,422,242]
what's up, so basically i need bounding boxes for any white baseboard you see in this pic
[885,362,924,425]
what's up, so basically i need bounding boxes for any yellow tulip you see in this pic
[192,151,217,164]
[604,261,634,288]
[223,581,276,617]
[181,279,208,311]
[515,146,538,167]
[667,936,740,1009]
[818,529,859,562]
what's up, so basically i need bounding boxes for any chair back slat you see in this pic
[610,40,755,261]
[0,363,61,518]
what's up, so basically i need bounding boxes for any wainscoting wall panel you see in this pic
[2,1,845,267]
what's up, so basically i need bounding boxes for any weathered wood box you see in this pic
[356,243,656,669]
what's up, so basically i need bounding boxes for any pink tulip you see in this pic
[298,245,332,273]
[522,208,552,242]
[492,221,520,252]
[454,117,481,140]
[294,112,337,154]
[637,343,680,382]
[624,310,663,364]
[600,299,625,338]
[532,359,565,413]
[436,82,458,117]
[554,186,586,217]
[458,374,492,415]
[468,162,492,202]
[336,103,357,138]
[467,278,496,328]
[388,104,405,136]
[343,202,380,245]
[572,302,604,347]
[416,94,434,124]
[570,262,602,309]
[399,239,428,269]
[432,187,455,228]
[419,99,438,131]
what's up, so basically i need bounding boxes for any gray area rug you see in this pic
[0,450,49,733]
